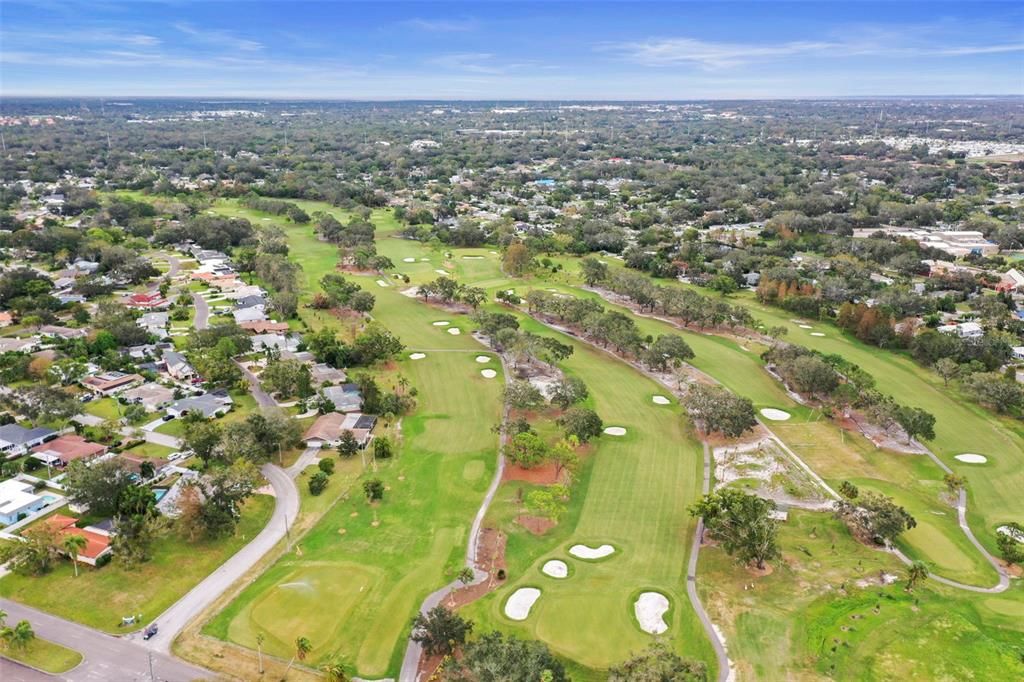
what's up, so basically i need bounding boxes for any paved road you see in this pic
[236,362,276,409]
[398,353,510,682]
[137,463,299,655]
[191,293,209,331]
[0,600,210,681]
[166,256,180,280]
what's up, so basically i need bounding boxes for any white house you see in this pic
[0,478,48,525]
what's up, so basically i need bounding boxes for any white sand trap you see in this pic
[375,280,389,287]
[504,588,541,620]
[998,525,1024,543]
[447,327,461,335]
[481,369,497,379]
[434,269,448,275]
[402,257,416,263]
[760,408,791,421]
[652,395,671,405]
[810,332,826,337]
[569,543,615,559]
[635,592,670,635]
[798,324,813,329]
[603,427,627,436]
[409,353,426,360]
[419,258,429,262]
[542,560,568,578]
[955,453,988,464]
[476,355,491,363]
[432,320,450,326]
[462,255,484,259]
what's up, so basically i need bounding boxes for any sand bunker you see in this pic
[955,453,988,464]
[504,588,541,620]
[760,408,792,421]
[569,543,615,560]
[541,560,568,578]
[481,369,497,379]
[409,353,426,360]
[998,525,1024,543]
[447,327,461,335]
[652,395,671,405]
[434,269,448,275]
[798,324,813,329]
[375,280,389,287]
[476,355,491,363]
[603,427,627,436]
[634,592,670,635]
[810,332,826,337]
[432,320,450,326]
[462,255,484,260]
[402,257,416,263]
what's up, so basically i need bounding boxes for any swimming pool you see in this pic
[153,488,168,502]
[40,494,59,505]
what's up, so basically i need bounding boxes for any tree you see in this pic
[318,458,335,475]
[681,384,756,438]
[943,472,966,496]
[62,458,136,517]
[557,407,603,443]
[503,243,531,277]
[526,484,569,522]
[62,534,87,577]
[186,459,263,538]
[549,376,588,409]
[183,418,223,464]
[372,436,393,460]
[319,660,349,682]
[996,523,1024,566]
[896,406,935,442]
[644,335,695,372]
[308,471,329,496]
[410,605,473,656]
[505,432,549,469]
[1,620,35,651]
[503,380,545,409]
[838,480,859,499]
[255,633,266,675]
[579,257,608,286]
[963,372,1024,413]
[609,641,708,682]
[934,357,960,386]
[337,430,360,458]
[905,560,929,592]
[11,385,80,424]
[0,525,61,575]
[549,438,580,482]
[689,489,780,569]
[834,491,917,546]
[447,631,567,682]
[349,290,376,313]
[363,478,384,501]
[284,636,312,679]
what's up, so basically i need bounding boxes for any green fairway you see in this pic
[0,637,83,674]
[206,349,503,677]
[0,495,273,633]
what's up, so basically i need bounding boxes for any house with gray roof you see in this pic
[0,424,57,457]
[165,392,233,419]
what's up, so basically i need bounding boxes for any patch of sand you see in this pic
[462,255,484,259]
[375,279,389,287]
[955,453,988,464]
[541,560,568,578]
[810,332,826,337]
[997,525,1024,543]
[432,320,450,326]
[409,353,426,360]
[569,543,615,559]
[447,327,461,335]
[634,592,670,634]
[760,408,791,421]
[434,269,448,275]
[402,257,416,263]
[481,369,497,379]
[652,395,671,405]
[603,426,627,436]
[504,588,541,620]
[475,355,491,363]
[798,324,813,329]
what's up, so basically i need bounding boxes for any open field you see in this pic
[0,495,273,633]
[0,637,83,674]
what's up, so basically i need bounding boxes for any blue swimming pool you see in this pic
[40,494,59,505]
[153,488,168,502]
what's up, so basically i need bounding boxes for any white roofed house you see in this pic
[162,349,196,381]
[250,333,300,353]
[138,311,170,338]
[233,306,267,324]
[165,391,233,419]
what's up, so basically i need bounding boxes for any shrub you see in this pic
[318,458,335,475]
[308,471,329,496]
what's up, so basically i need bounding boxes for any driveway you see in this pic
[0,600,210,681]
[137,463,299,655]
[236,362,276,410]
[191,293,209,331]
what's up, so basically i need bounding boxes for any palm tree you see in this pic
[255,633,265,674]
[319,660,348,682]
[906,561,929,592]
[283,636,311,678]
[2,620,35,650]
[62,534,87,577]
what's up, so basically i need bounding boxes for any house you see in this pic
[162,350,196,381]
[1012,346,1024,361]
[321,383,362,413]
[71,259,100,275]
[997,268,1024,293]
[0,424,57,457]
[165,392,233,419]
[41,514,113,566]
[122,382,176,411]
[0,311,14,327]
[310,363,347,385]
[31,434,107,467]
[82,371,143,396]
[224,285,266,300]
[0,479,49,525]
[0,337,40,353]
[38,325,88,339]
[124,292,168,310]
[303,412,376,448]
[234,295,266,310]
[56,293,87,305]
[233,307,267,324]
[137,312,169,338]
[240,320,291,334]
[250,333,300,353]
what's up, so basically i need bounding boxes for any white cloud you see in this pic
[403,18,478,33]
[174,22,263,52]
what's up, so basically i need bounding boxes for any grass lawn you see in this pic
[205,349,503,678]
[121,441,176,460]
[83,398,122,421]
[0,495,273,633]
[0,638,83,674]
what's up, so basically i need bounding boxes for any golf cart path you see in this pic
[398,352,510,682]
[136,462,300,655]
[563,290,1011,594]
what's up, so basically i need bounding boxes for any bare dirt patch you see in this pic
[503,461,562,485]
[517,514,556,535]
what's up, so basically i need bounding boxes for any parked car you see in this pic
[143,623,158,640]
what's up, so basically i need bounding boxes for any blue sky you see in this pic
[2,1,1021,99]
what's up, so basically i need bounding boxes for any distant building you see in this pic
[82,371,144,396]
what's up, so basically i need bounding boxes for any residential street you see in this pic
[191,293,209,331]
